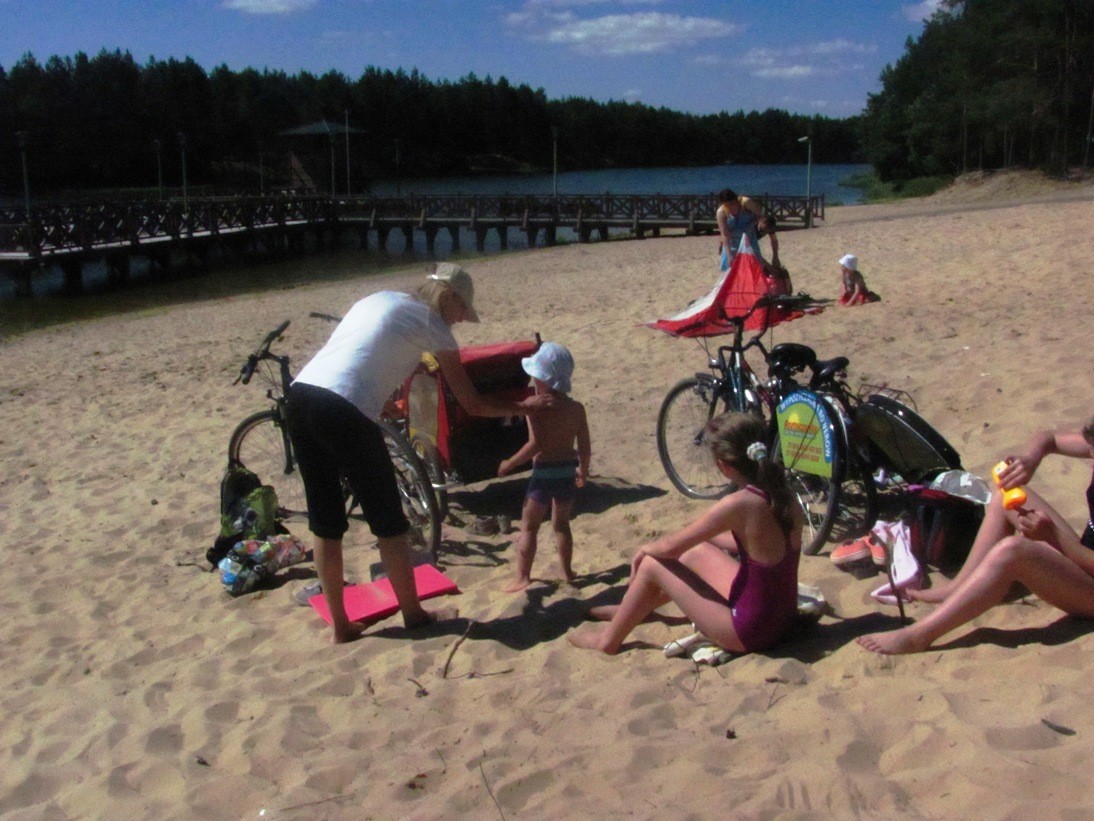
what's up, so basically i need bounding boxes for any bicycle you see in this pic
[657,293,873,554]
[656,293,961,555]
[227,320,443,561]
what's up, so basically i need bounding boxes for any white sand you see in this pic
[1,170,1092,817]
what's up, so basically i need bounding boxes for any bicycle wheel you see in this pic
[773,428,840,556]
[380,421,442,562]
[657,375,732,499]
[823,450,878,547]
[228,409,309,522]
[411,433,448,519]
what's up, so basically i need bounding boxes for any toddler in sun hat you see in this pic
[837,253,880,305]
[497,341,591,593]
[521,341,574,393]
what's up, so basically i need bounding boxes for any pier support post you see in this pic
[10,262,34,298]
[597,226,608,242]
[61,259,83,294]
[400,224,414,252]
[525,226,539,249]
[475,227,488,252]
[358,228,370,250]
[447,225,460,251]
[424,226,438,256]
[497,226,508,250]
[105,253,129,288]
[545,225,557,247]
[377,227,391,251]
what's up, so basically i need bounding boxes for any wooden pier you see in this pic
[0,192,824,297]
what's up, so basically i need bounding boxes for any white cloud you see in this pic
[810,39,875,56]
[753,65,813,79]
[223,0,317,14]
[740,40,874,81]
[902,0,945,22]
[528,12,739,56]
[522,0,663,6]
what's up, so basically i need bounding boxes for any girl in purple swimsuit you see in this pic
[859,414,1094,655]
[569,413,802,655]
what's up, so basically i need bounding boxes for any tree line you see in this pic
[0,50,860,198]
[862,0,1094,182]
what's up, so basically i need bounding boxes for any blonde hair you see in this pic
[705,412,795,535]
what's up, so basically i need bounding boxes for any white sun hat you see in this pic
[839,253,858,271]
[522,342,574,393]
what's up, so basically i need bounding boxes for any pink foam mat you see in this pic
[309,564,459,625]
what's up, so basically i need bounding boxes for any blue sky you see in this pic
[2,0,943,117]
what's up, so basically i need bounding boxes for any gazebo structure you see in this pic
[280,117,364,196]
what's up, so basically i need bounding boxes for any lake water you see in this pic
[371,163,869,205]
[1,164,868,309]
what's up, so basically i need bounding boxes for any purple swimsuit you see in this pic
[725,486,800,651]
[1081,468,1094,549]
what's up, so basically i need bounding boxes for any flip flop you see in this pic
[663,630,707,658]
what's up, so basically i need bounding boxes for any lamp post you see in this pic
[344,109,352,197]
[257,139,265,195]
[153,139,163,199]
[394,139,401,197]
[551,126,559,198]
[177,132,189,210]
[797,135,813,228]
[16,131,31,216]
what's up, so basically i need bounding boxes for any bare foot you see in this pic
[567,628,618,654]
[503,577,531,593]
[331,621,367,644]
[403,604,459,630]
[857,629,930,655]
[586,605,682,625]
[586,604,619,621]
[906,586,948,604]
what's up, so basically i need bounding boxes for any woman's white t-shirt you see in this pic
[294,291,458,421]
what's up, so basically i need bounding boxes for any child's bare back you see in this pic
[528,396,588,466]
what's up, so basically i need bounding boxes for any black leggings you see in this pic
[286,383,408,541]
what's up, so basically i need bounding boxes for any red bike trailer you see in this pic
[391,336,542,496]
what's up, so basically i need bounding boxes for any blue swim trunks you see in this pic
[526,458,579,506]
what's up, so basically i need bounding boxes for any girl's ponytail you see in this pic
[705,412,795,536]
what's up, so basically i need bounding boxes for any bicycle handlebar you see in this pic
[718,292,820,329]
[235,319,291,385]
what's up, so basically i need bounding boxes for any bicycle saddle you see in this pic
[810,356,850,388]
[768,343,817,375]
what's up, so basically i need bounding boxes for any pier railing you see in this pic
[1,191,823,263]
[0,191,823,296]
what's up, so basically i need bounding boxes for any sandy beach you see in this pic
[1,169,1092,818]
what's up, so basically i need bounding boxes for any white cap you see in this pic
[429,263,479,322]
[839,254,858,271]
[522,342,574,393]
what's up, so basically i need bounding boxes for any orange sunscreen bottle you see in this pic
[992,461,1027,510]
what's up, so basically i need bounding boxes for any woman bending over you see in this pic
[569,413,802,655]
[859,415,1094,655]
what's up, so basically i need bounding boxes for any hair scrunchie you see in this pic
[746,441,768,462]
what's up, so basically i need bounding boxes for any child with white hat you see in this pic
[498,342,592,592]
[838,253,880,306]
